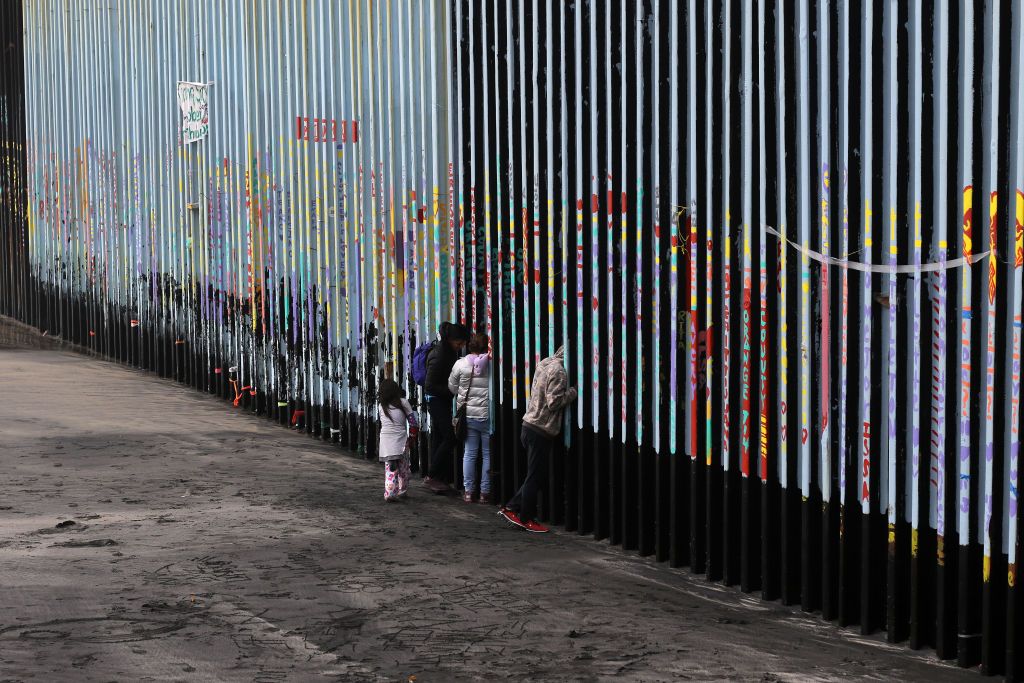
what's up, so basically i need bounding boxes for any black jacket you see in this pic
[424,323,466,400]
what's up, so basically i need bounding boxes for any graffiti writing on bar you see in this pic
[296,117,359,143]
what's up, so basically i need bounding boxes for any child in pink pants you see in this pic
[377,379,418,501]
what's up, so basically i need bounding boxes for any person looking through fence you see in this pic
[422,322,470,493]
[377,379,417,502]
[499,345,576,533]
[448,333,492,504]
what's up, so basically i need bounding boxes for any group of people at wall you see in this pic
[375,322,577,533]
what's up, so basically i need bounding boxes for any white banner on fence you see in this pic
[764,224,990,274]
[176,81,209,144]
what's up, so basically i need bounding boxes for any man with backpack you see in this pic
[415,321,469,493]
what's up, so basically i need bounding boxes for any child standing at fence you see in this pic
[377,379,418,501]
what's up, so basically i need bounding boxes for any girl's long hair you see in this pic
[377,379,405,422]
[468,333,488,354]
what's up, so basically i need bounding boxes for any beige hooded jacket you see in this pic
[522,345,577,437]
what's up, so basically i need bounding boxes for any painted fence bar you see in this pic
[1,0,1022,676]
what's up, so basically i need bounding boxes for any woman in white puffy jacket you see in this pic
[448,333,492,503]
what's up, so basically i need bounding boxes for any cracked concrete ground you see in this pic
[0,349,973,681]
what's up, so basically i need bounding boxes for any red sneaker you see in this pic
[462,491,474,503]
[522,519,549,534]
[498,508,527,529]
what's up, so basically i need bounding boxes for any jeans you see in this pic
[427,398,455,481]
[462,418,491,494]
[506,424,551,523]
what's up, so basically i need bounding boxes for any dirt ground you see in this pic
[0,348,974,682]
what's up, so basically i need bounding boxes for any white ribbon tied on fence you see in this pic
[763,224,990,274]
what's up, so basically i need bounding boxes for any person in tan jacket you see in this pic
[498,345,576,533]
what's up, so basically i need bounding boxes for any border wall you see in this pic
[1,1,1022,676]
